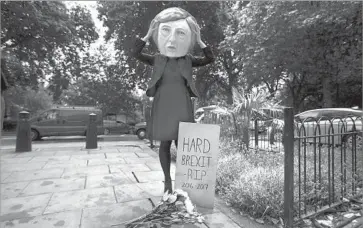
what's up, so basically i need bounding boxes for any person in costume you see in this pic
[132,7,215,193]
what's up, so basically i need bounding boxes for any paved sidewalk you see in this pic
[0,141,271,228]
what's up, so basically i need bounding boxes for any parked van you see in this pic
[29,106,104,141]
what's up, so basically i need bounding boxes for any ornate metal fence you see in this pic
[204,107,362,227]
[283,108,363,227]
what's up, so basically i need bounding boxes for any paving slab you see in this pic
[38,146,83,152]
[133,170,175,183]
[18,177,85,197]
[43,160,88,169]
[136,181,172,197]
[114,184,152,202]
[0,153,17,159]
[1,162,46,172]
[87,157,126,166]
[0,173,12,183]
[117,146,144,153]
[123,157,158,164]
[81,199,153,228]
[0,157,33,164]
[135,152,154,158]
[2,168,64,183]
[54,150,88,156]
[109,164,151,173]
[0,209,82,228]
[0,193,52,222]
[28,155,71,162]
[1,182,29,199]
[106,152,139,159]
[14,151,56,157]
[203,212,241,228]
[145,162,163,171]
[44,187,116,214]
[62,165,109,178]
[89,148,119,154]
[70,154,106,160]
[86,172,135,188]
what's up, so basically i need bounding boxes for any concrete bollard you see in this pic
[86,113,98,149]
[16,111,32,152]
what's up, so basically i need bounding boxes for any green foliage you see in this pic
[222,1,362,110]
[1,1,98,100]
[216,141,362,224]
[4,85,53,117]
[60,45,141,117]
[228,87,284,147]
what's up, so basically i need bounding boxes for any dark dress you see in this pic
[151,58,194,141]
[132,38,214,141]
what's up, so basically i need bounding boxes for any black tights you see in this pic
[159,140,178,192]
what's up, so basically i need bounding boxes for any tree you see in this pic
[4,85,53,118]
[1,2,98,100]
[230,87,283,148]
[60,44,140,117]
[222,2,362,110]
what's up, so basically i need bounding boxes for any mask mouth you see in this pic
[167,46,176,50]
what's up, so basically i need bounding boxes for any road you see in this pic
[1,134,141,147]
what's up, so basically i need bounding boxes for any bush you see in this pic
[4,86,53,118]
[216,143,285,220]
[216,140,363,223]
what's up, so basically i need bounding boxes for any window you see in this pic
[40,110,58,120]
[297,111,319,122]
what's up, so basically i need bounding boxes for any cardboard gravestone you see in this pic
[175,122,220,209]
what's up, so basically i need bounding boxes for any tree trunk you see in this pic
[242,112,251,149]
[226,86,233,105]
[1,94,5,130]
[322,75,332,108]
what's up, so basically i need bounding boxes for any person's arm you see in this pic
[190,24,215,67]
[132,38,155,66]
[191,43,215,67]
[131,19,158,66]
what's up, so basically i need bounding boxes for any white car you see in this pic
[294,108,362,146]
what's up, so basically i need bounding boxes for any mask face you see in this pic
[157,19,192,57]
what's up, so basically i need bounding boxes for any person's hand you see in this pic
[142,19,158,41]
[192,23,206,48]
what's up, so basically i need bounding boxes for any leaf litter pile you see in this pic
[295,196,363,228]
[124,189,205,228]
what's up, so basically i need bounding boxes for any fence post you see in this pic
[254,119,258,147]
[204,110,211,124]
[86,113,98,149]
[284,107,294,228]
[16,111,32,152]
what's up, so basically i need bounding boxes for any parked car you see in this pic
[134,121,147,140]
[29,106,104,141]
[294,108,362,146]
[194,105,230,123]
[103,119,134,135]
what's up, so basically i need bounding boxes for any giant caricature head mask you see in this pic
[151,7,198,58]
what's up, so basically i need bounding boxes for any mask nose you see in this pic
[167,30,176,45]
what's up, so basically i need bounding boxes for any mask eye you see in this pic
[161,27,170,35]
